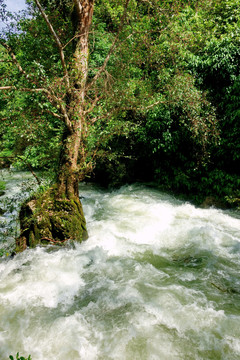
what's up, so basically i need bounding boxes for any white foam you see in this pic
[1,181,240,359]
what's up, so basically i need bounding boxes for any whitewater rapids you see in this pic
[0,172,240,359]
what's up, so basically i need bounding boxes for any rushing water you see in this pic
[0,171,240,359]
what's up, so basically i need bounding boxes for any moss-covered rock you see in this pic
[16,187,87,252]
[200,196,228,209]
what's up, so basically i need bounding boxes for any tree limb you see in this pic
[86,0,130,92]
[0,86,47,92]
[34,0,70,90]
[0,86,13,90]
[26,162,42,185]
[62,31,93,50]
[0,85,72,132]
[0,42,27,76]
[84,94,102,115]
[144,100,165,110]
[44,109,63,119]
[0,42,45,88]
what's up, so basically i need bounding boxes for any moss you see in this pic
[29,231,35,248]
[17,185,87,251]
[0,181,5,197]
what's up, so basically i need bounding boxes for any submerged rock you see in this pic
[201,196,227,209]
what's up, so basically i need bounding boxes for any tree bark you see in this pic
[57,0,94,197]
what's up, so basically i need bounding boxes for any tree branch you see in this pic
[26,162,42,185]
[0,42,45,88]
[0,42,27,76]
[34,0,70,89]
[144,100,165,110]
[44,109,63,119]
[62,31,93,50]
[84,94,102,115]
[86,0,130,92]
[0,85,72,133]
[0,86,47,92]
[0,86,13,90]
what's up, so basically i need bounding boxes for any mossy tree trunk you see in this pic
[16,0,94,251]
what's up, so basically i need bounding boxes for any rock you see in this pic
[16,186,87,252]
[201,196,227,209]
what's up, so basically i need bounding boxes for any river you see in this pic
[0,170,240,359]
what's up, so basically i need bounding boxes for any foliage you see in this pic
[0,248,9,257]
[127,0,240,203]
[9,353,32,360]
[0,180,6,191]
[0,0,239,206]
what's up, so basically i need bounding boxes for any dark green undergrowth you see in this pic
[9,353,32,360]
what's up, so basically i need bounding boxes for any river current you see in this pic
[0,170,240,359]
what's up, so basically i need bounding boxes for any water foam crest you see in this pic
[0,177,240,359]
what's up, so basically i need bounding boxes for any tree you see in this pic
[0,0,131,250]
[3,0,193,250]
[1,0,144,250]
[0,0,224,252]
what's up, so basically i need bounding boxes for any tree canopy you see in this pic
[0,0,239,216]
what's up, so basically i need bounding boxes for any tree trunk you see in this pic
[16,0,94,252]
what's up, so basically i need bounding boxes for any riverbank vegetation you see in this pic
[9,353,32,360]
[0,0,240,247]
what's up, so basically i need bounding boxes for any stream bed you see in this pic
[0,170,240,359]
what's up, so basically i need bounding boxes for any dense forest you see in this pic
[0,0,240,249]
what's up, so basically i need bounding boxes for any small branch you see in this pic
[144,100,165,110]
[58,103,73,132]
[26,162,41,185]
[0,85,72,132]
[0,86,13,90]
[62,31,93,49]
[0,42,26,76]
[211,282,227,293]
[1,155,40,185]
[0,86,49,92]
[84,94,102,114]
[44,109,63,119]
[86,0,130,91]
[0,42,44,88]
[63,33,81,49]
[88,109,113,124]
[34,0,70,89]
